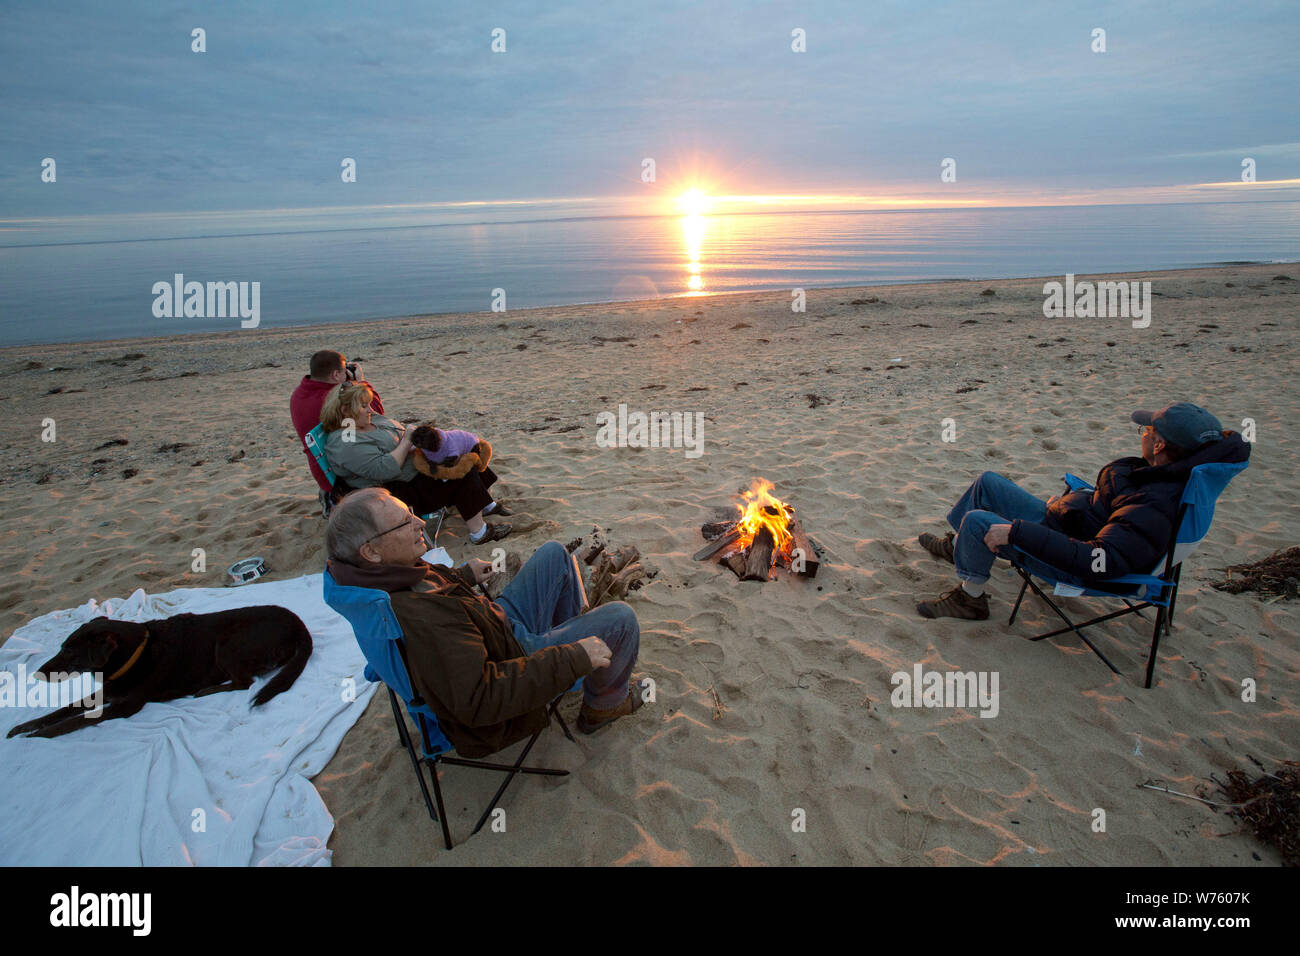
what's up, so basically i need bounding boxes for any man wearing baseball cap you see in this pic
[914,401,1250,621]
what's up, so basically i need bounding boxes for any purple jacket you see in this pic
[419,428,480,465]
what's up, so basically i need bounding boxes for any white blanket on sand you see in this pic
[0,574,374,866]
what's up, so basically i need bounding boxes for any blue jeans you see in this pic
[496,541,640,710]
[946,471,1083,588]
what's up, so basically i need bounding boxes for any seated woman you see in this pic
[320,381,511,543]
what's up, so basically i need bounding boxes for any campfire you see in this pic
[694,479,820,581]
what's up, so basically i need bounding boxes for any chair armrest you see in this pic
[1105,572,1172,588]
[1010,550,1169,596]
[1062,473,1094,493]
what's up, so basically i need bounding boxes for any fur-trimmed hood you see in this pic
[411,437,493,481]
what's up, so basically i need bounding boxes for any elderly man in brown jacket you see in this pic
[326,488,644,757]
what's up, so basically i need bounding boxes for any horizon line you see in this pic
[3,183,1299,230]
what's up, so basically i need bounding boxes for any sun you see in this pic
[675,188,713,216]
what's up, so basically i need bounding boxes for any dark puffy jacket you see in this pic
[1010,432,1250,583]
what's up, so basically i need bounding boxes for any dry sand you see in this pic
[2,263,1297,866]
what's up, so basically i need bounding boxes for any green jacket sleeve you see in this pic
[324,429,403,483]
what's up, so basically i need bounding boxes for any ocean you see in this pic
[1,199,1297,347]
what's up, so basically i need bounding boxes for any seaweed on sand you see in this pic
[1212,760,1300,867]
[1210,546,1300,600]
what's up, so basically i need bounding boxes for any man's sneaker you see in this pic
[918,531,955,564]
[470,522,511,544]
[916,585,989,620]
[319,490,333,519]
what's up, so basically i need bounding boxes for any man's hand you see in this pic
[983,524,1012,551]
[464,558,494,585]
[578,637,612,669]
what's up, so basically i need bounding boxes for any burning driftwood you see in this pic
[696,480,820,581]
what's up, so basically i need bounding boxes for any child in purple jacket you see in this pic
[409,423,495,480]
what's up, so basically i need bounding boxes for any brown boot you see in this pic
[918,531,955,564]
[576,680,645,734]
[916,585,989,620]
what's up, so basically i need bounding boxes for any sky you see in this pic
[2,0,1299,220]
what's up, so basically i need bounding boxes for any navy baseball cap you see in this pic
[1131,402,1223,450]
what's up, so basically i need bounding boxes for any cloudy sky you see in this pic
[2,0,1298,219]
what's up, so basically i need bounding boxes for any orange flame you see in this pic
[734,479,794,554]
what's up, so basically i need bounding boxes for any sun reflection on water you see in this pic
[681,212,708,295]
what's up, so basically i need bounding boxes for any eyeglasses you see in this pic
[1138,425,1154,437]
[362,506,423,546]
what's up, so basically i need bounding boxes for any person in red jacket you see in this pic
[290,350,384,513]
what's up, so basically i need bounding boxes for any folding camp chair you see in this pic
[1007,460,1249,688]
[305,423,447,538]
[323,568,577,849]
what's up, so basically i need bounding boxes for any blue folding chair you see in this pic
[1007,460,1249,688]
[322,568,576,850]
[304,423,337,489]
[306,423,447,537]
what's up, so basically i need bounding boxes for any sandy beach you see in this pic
[2,263,1297,866]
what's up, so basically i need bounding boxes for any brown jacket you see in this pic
[371,562,590,758]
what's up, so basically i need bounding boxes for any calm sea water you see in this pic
[1,200,1297,346]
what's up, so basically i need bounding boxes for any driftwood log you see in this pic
[786,514,820,579]
[693,526,741,561]
[481,550,523,600]
[742,526,778,581]
[701,520,736,540]
[584,545,646,607]
[723,552,747,577]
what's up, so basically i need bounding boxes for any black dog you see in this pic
[6,606,313,739]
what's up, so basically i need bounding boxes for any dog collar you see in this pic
[107,635,148,681]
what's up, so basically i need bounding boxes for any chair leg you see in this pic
[388,688,407,750]
[1144,603,1168,690]
[428,757,454,850]
[1165,569,1182,630]
[1122,598,1149,620]
[1007,572,1030,626]
[439,756,568,776]
[471,730,543,836]
[1019,573,1122,676]
[389,689,439,824]
[1033,602,1153,640]
[550,699,576,742]
[418,713,572,846]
